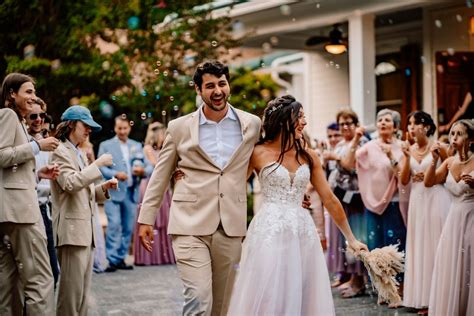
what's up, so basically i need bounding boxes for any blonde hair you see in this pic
[145,122,166,149]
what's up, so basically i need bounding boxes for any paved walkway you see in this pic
[89,264,417,315]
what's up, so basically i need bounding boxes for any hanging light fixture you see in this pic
[324,26,346,54]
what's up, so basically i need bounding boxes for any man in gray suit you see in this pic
[98,117,151,271]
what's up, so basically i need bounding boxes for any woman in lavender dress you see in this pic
[133,122,175,265]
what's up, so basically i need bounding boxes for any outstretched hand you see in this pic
[138,224,154,252]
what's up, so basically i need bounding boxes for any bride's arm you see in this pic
[308,150,367,253]
[247,149,258,180]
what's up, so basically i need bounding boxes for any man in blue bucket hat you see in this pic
[50,105,118,315]
[61,105,102,132]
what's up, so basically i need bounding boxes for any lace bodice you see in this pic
[245,162,317,246]
[446,171,474,202]
[259,162,309,207]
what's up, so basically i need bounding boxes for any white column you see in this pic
[349,12,376,126]
[422,7,434,117]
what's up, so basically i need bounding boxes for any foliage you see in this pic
[0,0,278,143]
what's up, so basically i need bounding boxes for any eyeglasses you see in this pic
[339,121,354,127]
[29,112,47,120]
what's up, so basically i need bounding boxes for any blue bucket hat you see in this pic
[61,105,102,132]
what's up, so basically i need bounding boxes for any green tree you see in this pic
[0,0,278,142]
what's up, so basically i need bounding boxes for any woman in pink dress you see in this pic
[133,122,175,265]
[399,111,451,314]
[425,119,474,316]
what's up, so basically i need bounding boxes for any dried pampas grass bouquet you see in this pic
[348,244,405,307]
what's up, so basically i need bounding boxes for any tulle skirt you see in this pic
[227,204,335,316]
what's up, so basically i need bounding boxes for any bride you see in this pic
[227,95,367,315]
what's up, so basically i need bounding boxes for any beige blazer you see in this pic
[138,106,261,237]
[0,108,41,224]
[50,141,108,247]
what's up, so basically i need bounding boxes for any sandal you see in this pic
[331,279,343,288]
[340,286,365,298]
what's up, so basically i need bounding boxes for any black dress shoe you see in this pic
[105,265,117,273]
[115,260,134,270]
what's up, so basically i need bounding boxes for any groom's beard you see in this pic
[202,95,228,112]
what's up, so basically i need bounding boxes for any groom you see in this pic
[138,60,261,316]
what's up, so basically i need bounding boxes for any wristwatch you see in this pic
[390,158,398,167]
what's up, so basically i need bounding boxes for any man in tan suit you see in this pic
[0,73,59,315]
[50,105,117,316]
[138,61,261,315]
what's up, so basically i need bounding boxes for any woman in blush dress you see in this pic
[227,95,367,315]
[425,119,474,316]
[133,122,175,265]
[399,111,451,314]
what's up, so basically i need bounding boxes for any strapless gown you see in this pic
[227,162,335,315]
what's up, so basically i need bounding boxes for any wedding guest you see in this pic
[355,109,409,307]
[330,109,369,298]
[0,73,58,315]
[25,97,60,287]
[50,105,117,315]
[98,115,150,272]
[399,111,451,314]
[134,122,175,265]
[425,119,473,316]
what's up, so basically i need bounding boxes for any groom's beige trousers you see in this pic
[172,226,242,316]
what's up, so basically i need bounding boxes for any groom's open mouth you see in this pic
[211,96,225,106]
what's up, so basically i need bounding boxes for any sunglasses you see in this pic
[29,112,47,120]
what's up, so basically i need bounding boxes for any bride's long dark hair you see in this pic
[258,95,314,174]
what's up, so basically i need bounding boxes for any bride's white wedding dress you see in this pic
[227,162,335,315]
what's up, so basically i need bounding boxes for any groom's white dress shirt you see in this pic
[199,106,242,169]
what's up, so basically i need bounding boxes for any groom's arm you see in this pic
[138,130,178,225]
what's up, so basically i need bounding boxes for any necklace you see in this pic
[459,153,473,164]
[414,140,430,157]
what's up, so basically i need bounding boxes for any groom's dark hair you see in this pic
[193,60,230,91]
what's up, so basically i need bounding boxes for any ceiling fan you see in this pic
[305,24,348,54]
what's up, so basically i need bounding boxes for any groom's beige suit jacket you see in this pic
[138,105,261,236]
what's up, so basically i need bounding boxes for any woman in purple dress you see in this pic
[133,122,175,265]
